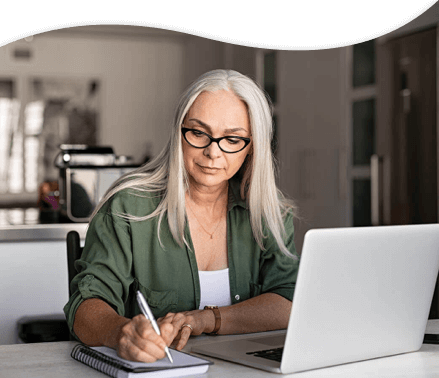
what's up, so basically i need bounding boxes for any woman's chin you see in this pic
[190,173,228,189]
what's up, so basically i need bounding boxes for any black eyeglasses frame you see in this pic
[181,127,251,154]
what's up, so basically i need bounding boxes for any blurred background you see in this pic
[1,2,439,344]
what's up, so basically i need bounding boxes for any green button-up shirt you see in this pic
[63,177,299,336]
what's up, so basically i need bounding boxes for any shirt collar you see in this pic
[228,175,248,211]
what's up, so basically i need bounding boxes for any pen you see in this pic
[136,290,174,364]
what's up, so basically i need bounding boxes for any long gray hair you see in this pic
[92,69,297,258]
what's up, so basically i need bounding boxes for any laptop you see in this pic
[192,224,439,374]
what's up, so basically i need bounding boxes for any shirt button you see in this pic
[235,294,240,301]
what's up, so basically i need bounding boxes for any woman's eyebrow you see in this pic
[187,118,248,134]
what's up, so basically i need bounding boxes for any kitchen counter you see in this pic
[0,223,88,242]
[0,208,87,241]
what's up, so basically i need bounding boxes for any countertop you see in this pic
[0,208,87,241]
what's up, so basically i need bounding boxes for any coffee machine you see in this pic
[56,145,139,222]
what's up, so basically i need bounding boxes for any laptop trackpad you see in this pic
[248,334,286,347]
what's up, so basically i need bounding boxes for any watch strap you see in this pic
[204,305,221,335]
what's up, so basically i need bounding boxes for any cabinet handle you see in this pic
[371,154,383,226]
[338,148,347,200]
[401,88,411,114]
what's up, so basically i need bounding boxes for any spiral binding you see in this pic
[71,344,133,377]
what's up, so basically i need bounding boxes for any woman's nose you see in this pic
[203,141,222,159]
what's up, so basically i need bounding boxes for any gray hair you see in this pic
[92,69,297,258]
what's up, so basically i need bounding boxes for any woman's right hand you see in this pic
[74,299,178,363]
[113,314,174,363]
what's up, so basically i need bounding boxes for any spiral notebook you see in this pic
[71,343,213,378]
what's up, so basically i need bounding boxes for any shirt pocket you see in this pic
[135,279,178,319]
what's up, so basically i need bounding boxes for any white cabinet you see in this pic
[0,224,86,345]
[0,240,69,344]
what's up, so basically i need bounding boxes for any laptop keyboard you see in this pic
[246,347,284,362]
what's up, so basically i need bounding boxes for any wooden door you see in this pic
[377,27,438,317]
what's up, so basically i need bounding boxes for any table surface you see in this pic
[2,320,439,378]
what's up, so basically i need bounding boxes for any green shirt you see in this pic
[63,177,299,336]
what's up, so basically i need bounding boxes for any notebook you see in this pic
[192,224,439,374]
[71,343,213,377]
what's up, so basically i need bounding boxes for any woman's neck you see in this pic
[186,180,229,214]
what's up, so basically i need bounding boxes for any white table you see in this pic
[1,320,439,378]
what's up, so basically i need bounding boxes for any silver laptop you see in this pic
[192,224,439,374]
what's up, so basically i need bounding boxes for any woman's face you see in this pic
[182,90,251,191]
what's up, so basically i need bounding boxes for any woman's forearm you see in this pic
[74,293,291,348]
[73,298,130,348]
[217,293,292,335]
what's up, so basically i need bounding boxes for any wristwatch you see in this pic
[204,305,221,335]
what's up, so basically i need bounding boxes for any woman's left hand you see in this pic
[157,309,214,350]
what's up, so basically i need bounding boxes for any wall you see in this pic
[182,37,257,88]
[223,44,257,79]
[277,49,347,253]
[0,29,186,162]
[183,36,225,85]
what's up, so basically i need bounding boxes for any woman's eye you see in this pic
[192,130,204,137]
[225,137,240,144]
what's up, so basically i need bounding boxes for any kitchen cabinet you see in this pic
[0,223,86,345]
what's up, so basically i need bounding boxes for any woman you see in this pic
[64,69,299,363]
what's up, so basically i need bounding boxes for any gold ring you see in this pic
[181,323,193,332]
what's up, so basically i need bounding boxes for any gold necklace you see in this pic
[187,200,224,239]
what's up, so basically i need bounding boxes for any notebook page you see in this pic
[91,346,211,371]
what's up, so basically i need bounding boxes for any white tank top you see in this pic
[198,268,232,309]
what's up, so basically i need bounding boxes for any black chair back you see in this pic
[66,230,84,341]
[66,230,83,297]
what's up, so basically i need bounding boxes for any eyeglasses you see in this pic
[181,127,251,153]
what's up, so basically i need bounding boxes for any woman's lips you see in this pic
[197,164,222,173]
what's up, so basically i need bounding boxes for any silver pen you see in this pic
[136,290,174,363]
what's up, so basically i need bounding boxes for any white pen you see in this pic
[136,290,174,364]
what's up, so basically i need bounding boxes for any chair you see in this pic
[66,230,83,297]
[17,230,83,343]
[66,230,83,340]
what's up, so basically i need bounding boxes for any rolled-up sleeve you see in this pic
[63,211,133,336]
[259,212,300,301]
